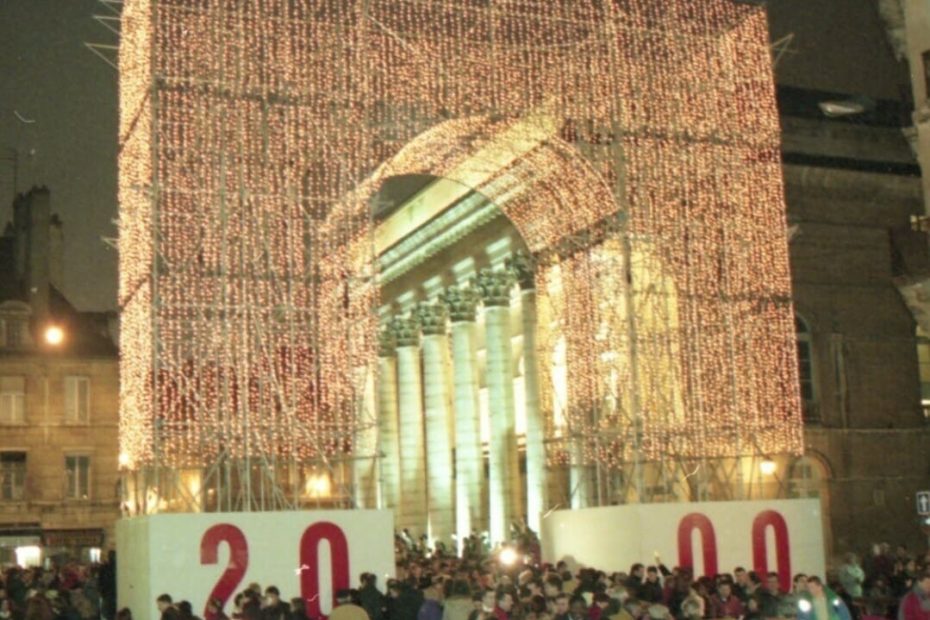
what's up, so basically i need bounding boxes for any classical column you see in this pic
[391,314,428,534]
[508,251,546,533]
[376,326,401,513]
[440,284,483,552]
[416,301,455,546]
[477,268,520,544]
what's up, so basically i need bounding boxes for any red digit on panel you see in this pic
[200,524,249,619]
[677,513,718,577]
[300,522,350,619]
[752,510,791,593]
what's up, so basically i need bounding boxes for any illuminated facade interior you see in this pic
[117,0,803,533]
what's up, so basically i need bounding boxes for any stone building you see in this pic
[0,187,119,564]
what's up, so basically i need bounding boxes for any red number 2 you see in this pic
[300,522,350,619]
[201,524,249,618]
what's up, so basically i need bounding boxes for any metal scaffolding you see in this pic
[117,0,802,516]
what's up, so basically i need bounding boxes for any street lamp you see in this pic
[44,325,65,346]
[760,458,777,476]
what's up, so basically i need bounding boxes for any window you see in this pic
[788,455,826,499]
[0,453,26,501]
[64,377,90,424]
[796,316,817,419]
[0,377,25,424]
[65,455,90,500]
[916,327,930,419]
[0,319,23,349]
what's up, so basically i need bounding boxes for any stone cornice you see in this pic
[377,191,501,284]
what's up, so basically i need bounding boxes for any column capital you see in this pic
[477,268,515,307]
[378,324,397,357]
[440,284,480,323]
[415,302,448,336]
[506,250,536,291]
[388,314,420,348]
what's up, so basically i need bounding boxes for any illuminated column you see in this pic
[391,315,428,534]
[440,284,483,551]
[570,439,594,509]
[416,302,455,546]
[508,252,546,533]
[376,326,401,514]
[477,268,520,544]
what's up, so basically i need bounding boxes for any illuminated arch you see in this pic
[327,113,687,467]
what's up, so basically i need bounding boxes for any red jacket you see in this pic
[709,594,744,619]
[898,588,930,620]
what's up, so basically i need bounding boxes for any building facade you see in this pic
[0,187,120,564]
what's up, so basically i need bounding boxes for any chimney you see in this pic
[12,192,28,280]
[24,187,51,325]
[49,214,63,291]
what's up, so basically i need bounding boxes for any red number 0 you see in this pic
[201,524,249,618]
[752,510,791,593]
[677,513,719,577]
[300,522,350,619]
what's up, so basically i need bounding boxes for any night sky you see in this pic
[0,0,909,313]
[0,0,118,311]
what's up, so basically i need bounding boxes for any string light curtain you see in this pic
[119,0,802,472]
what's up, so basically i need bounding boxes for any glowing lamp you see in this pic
[760,459,777,475]
[118,452,130,468]
[498,547,518,566]
[44,325,64,346]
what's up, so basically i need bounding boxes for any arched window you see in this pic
[916,326,930,420]
[788,455,827,499]
[796,316,817,420]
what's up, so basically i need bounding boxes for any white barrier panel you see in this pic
[541,499,824,590]
[117,510,394,620]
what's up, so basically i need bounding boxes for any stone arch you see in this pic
[344,114,686,470]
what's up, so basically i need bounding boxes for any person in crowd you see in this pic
[116,608,133,620]
[733,569,750,603]
[205,598,229,620]
[897,571,930,620]
[625,567,645,596]
[709,580,744,619]
[261,587,289,620]
[288,598,308,620]
[797,576,852,620]
[758,572,785,618]
[589,592,611,620]
[493,591,514,620]
[177,601,203,620]
[442,580,474,620]
[100,552,117,620]
[157,594,180,620]
[840,555,866,600]
[638,569,663,605]
[23,593,53,620]
[389,579,424,620]
[359,573,385,620]
[418,577,444,620]
[553,594,571,620]
[331,589,370,620]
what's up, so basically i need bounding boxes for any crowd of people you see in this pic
[1,537,930,620]
[150,536,930,620]
[0,557,116,620]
